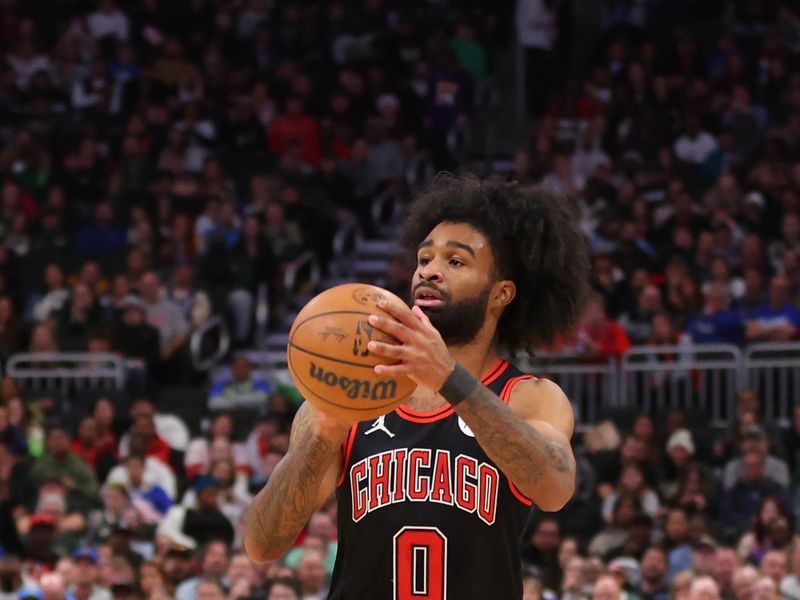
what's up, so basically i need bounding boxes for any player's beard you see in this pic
[420,284,491,347]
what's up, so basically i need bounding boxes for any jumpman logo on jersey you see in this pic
[458,416,475,437]
[364,415,395,438]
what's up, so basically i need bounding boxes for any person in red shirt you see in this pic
[572,292,632,359]
[268,97,322,167]
[130,414,172,468]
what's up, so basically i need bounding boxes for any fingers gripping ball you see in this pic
[287,283,416,421]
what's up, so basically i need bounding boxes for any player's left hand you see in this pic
[366,300,456,391]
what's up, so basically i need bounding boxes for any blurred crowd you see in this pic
[520,0,800,360]
[2,0,800,599]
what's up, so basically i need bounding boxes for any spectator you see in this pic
[138,272,190,373]
[70,417,115,476]
[689,576,721,600]
[56,283,105,352]
[208,356,271,413]
[711,547,740,600]
[105,448,176,502]
[180,476,234,547]
[268,98,321,168]
[732,565,759,600]
[685,284,744,344]
[68,548,110,600]
[522,518,563,592]
[137,562,167,600]
[721,451,791,539]
[745,275,800,341]
[295,549,327,600]
[118,399,190,458]
[111,296,160,377]
[283,513,337,577]
[593,574,621,600]
[30,423,98,501]
[174,541,229,600]
[723,425,790,491]
[737,496,793,564]
[29,264,70,324]
[165,264,211,329]
[561,293,631,358]
[184,414,247,480]
[266,577,301,600]
[637,547,669,600]
[180,458,250,538]
[602,464,660,523]
[760,549,788,586]
[781,538,800,600]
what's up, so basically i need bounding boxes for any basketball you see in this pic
[287,283,417,421]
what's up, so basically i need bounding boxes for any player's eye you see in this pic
[449,258,463,267]
[418,256,431,266]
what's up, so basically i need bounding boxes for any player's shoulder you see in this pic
[506,374,573,434]
[508,375,567,404]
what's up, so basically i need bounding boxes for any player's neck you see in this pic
[446,326,501,381]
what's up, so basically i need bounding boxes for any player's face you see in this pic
[412,221,497,346]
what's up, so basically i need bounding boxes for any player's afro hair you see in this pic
[400,175,590,355]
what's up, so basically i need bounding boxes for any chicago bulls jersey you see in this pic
[328,359,535,600]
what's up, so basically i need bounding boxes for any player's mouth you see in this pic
[414,285,446,308]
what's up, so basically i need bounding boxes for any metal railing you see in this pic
[520,353,617,424]
[6,352,126,393]
[620,345,743,426]
[744,342,800,426]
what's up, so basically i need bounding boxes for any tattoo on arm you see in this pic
[455,384,572,497]
[243,406,339,558]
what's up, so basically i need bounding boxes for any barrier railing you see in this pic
[6,352,126,393]
[620,345,743,426]
[5,342,800,425]
[519,353,617,424]
[744,342,800,426]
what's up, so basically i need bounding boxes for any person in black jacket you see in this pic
[111,296,160,376]
[182,476,234,547]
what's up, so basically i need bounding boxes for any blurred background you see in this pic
[0,1,799,599]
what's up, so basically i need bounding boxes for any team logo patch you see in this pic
[365,415,395,438]
[458,417,475,438]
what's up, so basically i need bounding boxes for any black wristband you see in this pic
[438,363,479,406]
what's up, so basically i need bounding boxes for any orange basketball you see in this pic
[287,283,417,421]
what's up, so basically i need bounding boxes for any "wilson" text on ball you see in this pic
[309,362,398,400]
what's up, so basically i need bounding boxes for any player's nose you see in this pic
[418,258,443,282]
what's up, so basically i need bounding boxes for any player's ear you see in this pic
[491,280,516,308]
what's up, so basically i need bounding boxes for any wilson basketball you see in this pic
[287,283,417,421]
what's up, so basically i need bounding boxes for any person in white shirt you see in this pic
[105,452,177,501]
[87,0,129,42]
[674,114,718,165]
[6,40,50,90]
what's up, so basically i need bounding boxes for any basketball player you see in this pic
[244,176,590,599]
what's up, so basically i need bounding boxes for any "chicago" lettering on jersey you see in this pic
[349,448,499,525]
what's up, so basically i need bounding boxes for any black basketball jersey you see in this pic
[328,359,535,600]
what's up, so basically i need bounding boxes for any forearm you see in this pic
[447,372,575,511]
[243,427,339,562]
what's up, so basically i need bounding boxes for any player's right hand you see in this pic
[309,403,356,443]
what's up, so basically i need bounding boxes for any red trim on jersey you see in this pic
[499,374,534,405]
[480,358,508,386]
[500,374,536,505]
[395,359,510,423]
[337,424,359,487]
[508,480,534,506]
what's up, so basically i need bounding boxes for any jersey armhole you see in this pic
[337,424,359,487]
[500,374,536,507]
